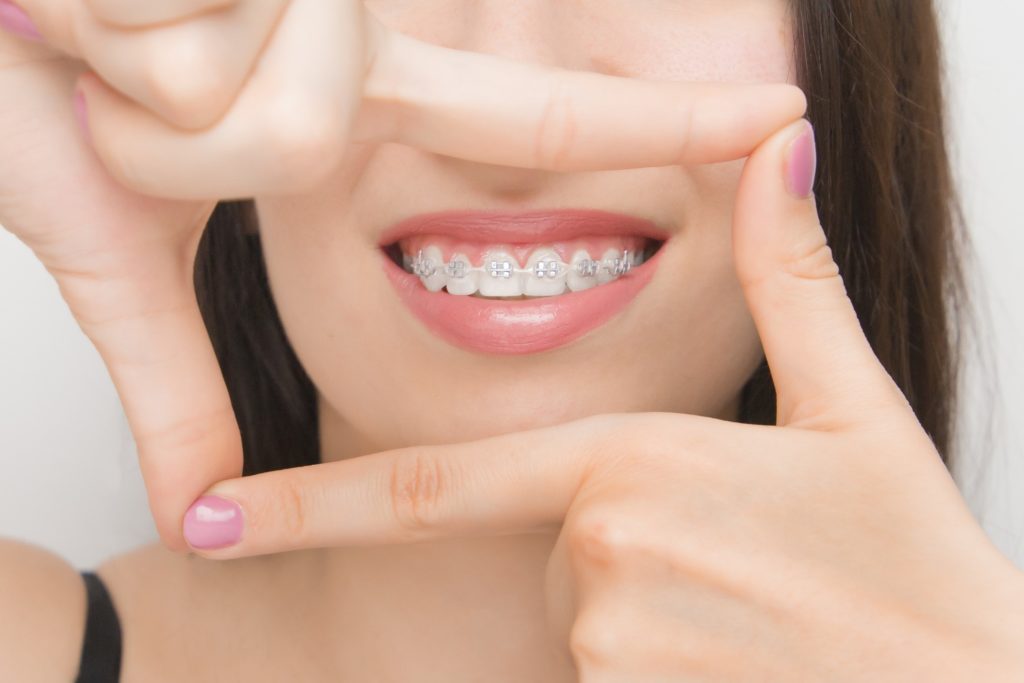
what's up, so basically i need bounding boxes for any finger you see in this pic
[74,8,805,200]
[357,23,809,170]
[0,41,242,551]
[731,118,912,428]
[17,0,286,129]
[181,413,701,558]
[76,234,246,553]
[73,0,365,199]
[84,0,237,28]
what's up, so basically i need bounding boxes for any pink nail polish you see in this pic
[784,121,817,199]
[183,495,244,550]
[0,0,42,41]
[73,88,91,143]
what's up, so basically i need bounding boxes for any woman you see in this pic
[2,0,1022,680]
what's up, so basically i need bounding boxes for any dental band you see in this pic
[406,248,635,280]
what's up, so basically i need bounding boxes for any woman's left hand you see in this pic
[188,118,1024,680]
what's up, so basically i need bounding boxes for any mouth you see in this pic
[378,209,670,355]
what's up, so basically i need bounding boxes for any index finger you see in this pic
[181,412,740,558]
[77,10,806,200]
[184,413,616,556]
[356,22,808,171]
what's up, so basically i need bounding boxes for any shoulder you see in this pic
[93,541,325,681]
[0,537,87,682]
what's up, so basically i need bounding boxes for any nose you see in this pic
[448,0,591,72]
[370,0,601,196]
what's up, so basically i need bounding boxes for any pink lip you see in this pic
[377,208,671,246]
[378,209,669,355]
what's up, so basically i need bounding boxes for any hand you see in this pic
[185,119,1024,679]
[1,0,805,551]
[0,2,229,552]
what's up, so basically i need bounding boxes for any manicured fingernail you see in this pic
[0,0,42,41]
[183,495,244,550]
[73,87,91,143]
[784,120,817,199]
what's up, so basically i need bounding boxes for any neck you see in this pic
[313,395,741,678]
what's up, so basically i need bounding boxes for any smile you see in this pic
[378,209,669,355]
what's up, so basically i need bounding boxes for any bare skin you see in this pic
[4,2,1024,681]
[1,1,791,678]
[2,398,737,682]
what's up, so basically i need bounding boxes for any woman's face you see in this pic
[254,0,796,457]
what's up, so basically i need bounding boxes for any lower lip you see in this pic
[380,244,665,355]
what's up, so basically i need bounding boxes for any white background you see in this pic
[1,0,1022,570]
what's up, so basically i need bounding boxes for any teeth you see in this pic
[415,246,447,292]
[478,250,522,297]
[567,249,599,292]
[443,253,478,296]
[404,243,647,297]
[596,248,623,285]
[523,248,567,297]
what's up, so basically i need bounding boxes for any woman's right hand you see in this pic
[1,0,806,553]
[0,2,235,553]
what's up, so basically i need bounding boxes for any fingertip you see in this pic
[0,0,43,41]
[731,116,825,289]
[182,494,245,552]
[155,523,191,555]
[751,82,808,119]
[786,84,809,119]
[783,119,817,200]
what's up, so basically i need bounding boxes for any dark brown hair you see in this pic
[194,0,972,476]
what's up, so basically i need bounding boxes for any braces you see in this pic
[406,249,634,280]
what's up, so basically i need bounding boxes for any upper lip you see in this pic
[377,208,672,246]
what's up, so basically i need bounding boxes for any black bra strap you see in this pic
[75,571,122,683]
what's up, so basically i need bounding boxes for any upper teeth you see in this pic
[403,246,643,297]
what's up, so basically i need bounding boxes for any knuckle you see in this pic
[262,93,347,185]
[781,232,842,284]
[672,98,696,165]
[568,609,618,670]
[137,405,240,472]
[566,509,633,569]
[534,77,579,172]
[605,413,718,476]
[250,476,312,546]
[144,36,230,128]
[277,477,311,542]
[99,134,152,194]
[388,450,451,536]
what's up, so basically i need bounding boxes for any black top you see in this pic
[75,571,122,683]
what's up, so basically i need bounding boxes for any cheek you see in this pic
[254,175,765,454]
[249,2,785,450]
[642,161,767,418]
[255,199,418,447]
[578,3,795,84]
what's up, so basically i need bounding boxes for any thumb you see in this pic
[55,197,244,553]
[732,118,911,429]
